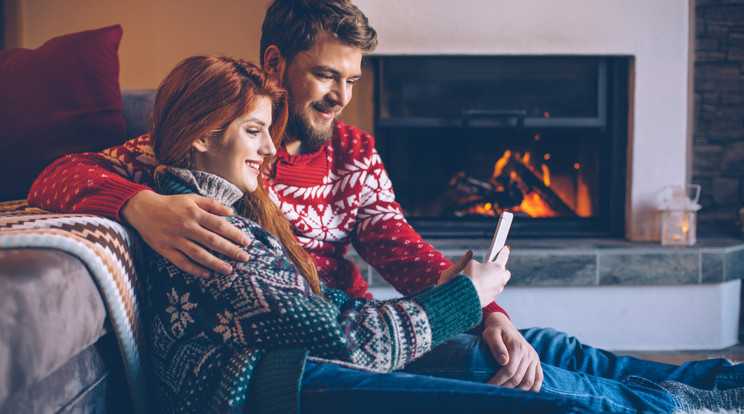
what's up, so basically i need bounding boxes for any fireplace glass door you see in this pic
[371,56,630,237]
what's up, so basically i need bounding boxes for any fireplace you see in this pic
[371,56,631,238]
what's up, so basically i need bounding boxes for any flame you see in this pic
[515,193,558,217]
[494,150,559,217]
[462,149,592,219]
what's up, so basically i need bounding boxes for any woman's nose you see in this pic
[261,133,277,156]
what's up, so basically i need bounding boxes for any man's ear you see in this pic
[191,137,210,153]
[263,45,286,79]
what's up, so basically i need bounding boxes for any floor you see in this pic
[618,342,744,365]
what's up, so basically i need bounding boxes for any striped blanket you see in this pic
[0,200,149,413]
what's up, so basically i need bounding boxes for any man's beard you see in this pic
[284,75,336,153]
[285,106,334,153]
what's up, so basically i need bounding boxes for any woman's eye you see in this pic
[246,129,260,135]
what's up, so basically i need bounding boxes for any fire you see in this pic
[451,149,590,219]
[513,193,558,217]
[493,151,557,217]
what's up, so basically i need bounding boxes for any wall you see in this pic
[693,0,744,235]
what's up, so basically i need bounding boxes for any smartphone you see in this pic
[486,211,513,262]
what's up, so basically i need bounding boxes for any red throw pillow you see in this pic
[0,25,126,201]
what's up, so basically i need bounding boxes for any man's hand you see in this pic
[483,312,543,391]
[121,190,250,278]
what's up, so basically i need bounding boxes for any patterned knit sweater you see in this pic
[27,120,506,318]
[145,166,483,413]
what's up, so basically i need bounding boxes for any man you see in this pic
[28,0,744,409]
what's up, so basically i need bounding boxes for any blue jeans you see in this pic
[522,327,743,391]
[302,331,743,413]
[301,360,592,414]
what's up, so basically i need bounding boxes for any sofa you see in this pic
[0,25,156,414]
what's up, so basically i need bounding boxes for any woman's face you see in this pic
[192,96,277,193]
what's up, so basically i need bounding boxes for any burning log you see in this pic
[446,172,523,216]
[499,156,578,217]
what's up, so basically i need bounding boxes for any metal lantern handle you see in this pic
[687,184,701,204]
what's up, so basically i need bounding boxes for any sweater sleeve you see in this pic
[195,218,482,373]
[27,134,157,221]
[349,144,509,320]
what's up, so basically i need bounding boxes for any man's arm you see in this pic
[28,134,250,277]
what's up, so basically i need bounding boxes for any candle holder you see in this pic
[659,184,701,246]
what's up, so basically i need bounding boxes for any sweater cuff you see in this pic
[81,179,151,222]
[413,274,482,347]
[483,301,510,320]
[248,349,308,414]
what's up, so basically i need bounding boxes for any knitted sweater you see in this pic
[146,166,483,413]
[27,120,506,318]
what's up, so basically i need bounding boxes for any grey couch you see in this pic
[0,90,156,414]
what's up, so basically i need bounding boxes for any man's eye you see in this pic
[316,74,333,80]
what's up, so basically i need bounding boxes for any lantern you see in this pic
[659,185,701,246]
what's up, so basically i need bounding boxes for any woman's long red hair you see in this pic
[152,55,322,295]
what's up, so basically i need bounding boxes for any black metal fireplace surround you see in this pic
[370,55,631,238]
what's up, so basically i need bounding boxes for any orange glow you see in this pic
[514,193,558,217]
[541,164,550,187]
[461,149,591,219]
[543,111,551,118]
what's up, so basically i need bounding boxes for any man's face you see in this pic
[281,31,363,152]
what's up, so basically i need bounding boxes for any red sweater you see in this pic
[28,121,507,317]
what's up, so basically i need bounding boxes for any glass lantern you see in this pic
[658,185,701,246]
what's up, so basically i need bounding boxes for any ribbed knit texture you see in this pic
[414,274,483,346]
[247,349,308,414]
[144,169,483,414]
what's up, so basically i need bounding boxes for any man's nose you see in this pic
[328,81,352,108]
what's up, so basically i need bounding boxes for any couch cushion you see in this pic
[0,249,108,408]
[0,25,126,201]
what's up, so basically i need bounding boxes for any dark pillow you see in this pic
[0,25,125,201]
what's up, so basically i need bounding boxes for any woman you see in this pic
[144,56,740,414]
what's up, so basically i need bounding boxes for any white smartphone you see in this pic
[486,211,513,262]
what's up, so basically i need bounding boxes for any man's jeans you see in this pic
[301,329,744,413]
[522,326,743,391]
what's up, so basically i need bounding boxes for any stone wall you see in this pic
[693,0,744,236]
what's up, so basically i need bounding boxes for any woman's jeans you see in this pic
[300,328,744,413]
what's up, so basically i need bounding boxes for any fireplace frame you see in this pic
[370,55,631,238]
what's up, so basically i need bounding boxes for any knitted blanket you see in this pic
[0,200,149,414]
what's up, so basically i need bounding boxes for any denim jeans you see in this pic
[521,326,743,391]
[302,331,743,413]
[300,360,592,414]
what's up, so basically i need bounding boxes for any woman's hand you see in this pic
[439,247,511,308]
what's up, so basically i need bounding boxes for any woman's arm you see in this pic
[187,218,484,373]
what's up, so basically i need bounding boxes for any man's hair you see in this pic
[260,0,378,64]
